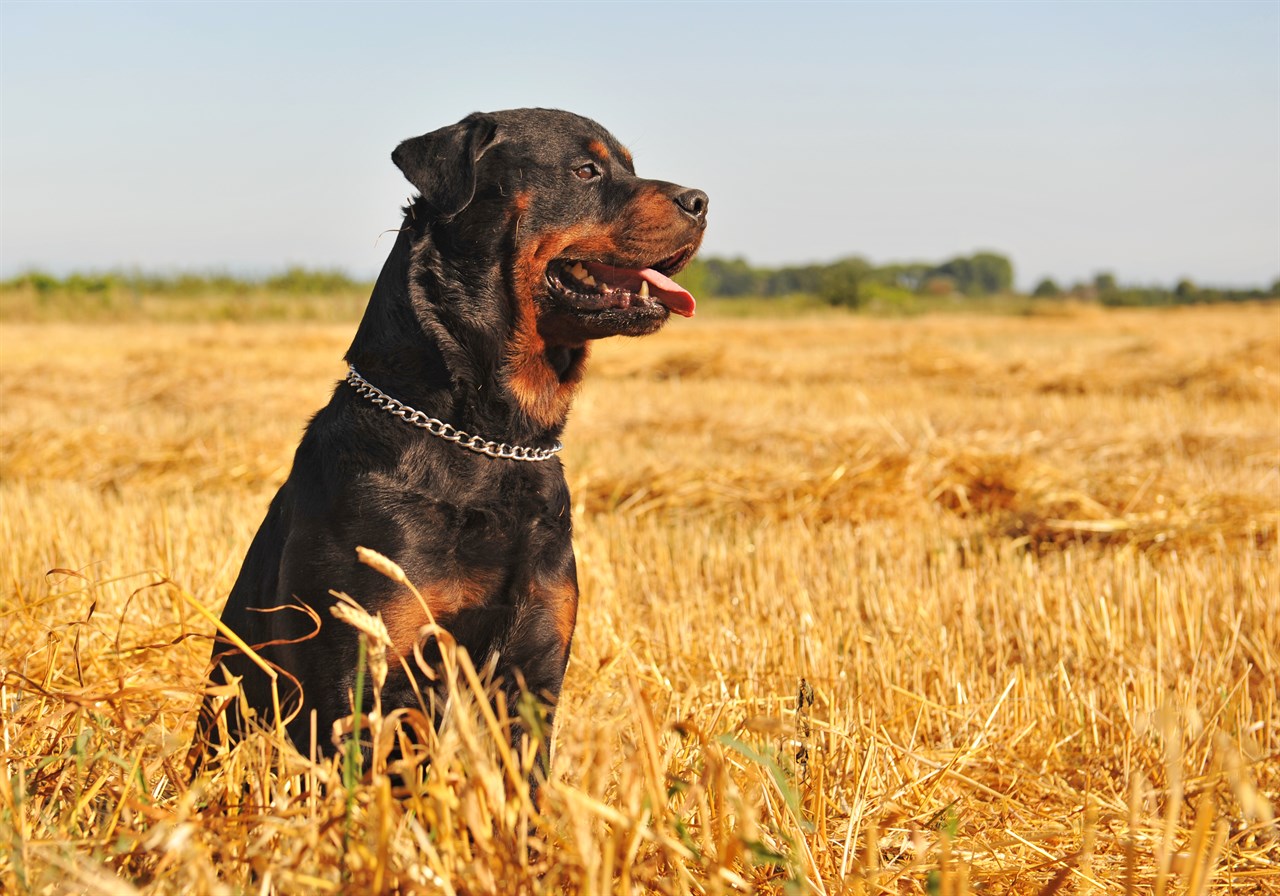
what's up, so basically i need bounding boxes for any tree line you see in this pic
[2,267,365,297]
[677,251,1016,307]
[1032,272,1280,307]
[4,255,1277,308]
[678,253,1278,308]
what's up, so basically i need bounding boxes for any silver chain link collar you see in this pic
[345,365,563,462]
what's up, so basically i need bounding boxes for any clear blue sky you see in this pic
[2,0,1277,289]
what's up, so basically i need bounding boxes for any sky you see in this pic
[2,0,1277,290]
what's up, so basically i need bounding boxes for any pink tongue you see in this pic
[637,268,696,317]
[581,261,698,317]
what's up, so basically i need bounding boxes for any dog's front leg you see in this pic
[499,567,578,793]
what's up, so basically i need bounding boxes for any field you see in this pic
[1,302,1278,894]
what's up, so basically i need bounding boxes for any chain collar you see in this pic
[345,365,563,462]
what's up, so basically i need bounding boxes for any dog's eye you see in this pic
[574,163,601,181]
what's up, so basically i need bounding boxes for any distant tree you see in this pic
[1067,281,1093,299]
[931,257,973,294]
[1173,278,1199,304]
[1093,272,1117,294]
[700,257,761,297]
[819,257,872,307]
[922,275,958,297]
[1032,277,1063,298]
[929,252,1013,296]
[64,272,118,294]
[266,267,359,294]
[675,258,710,299]
[765,264,826,296]
[876,262,933,293]
[7,271,60,294]
[969,252,1015,295]
[1271,278,1280,297]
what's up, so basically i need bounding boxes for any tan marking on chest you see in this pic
[380,574,498,661]
[542,573,579,653]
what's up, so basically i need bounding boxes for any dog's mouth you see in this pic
[545,247,697,319]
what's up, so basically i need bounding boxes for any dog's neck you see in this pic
[346,225,451,395]
[344,217,572,446]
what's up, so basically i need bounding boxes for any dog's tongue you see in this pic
[584,261,696,317]
[637,268,696,317]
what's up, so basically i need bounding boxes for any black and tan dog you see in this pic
[193,109,707,776]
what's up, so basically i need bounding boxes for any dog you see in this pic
[192,108,707,781]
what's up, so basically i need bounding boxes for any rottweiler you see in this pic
[192,108,707,780]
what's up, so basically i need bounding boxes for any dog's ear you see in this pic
[392,113,500,218]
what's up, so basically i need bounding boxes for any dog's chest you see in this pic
[360,467,572,590]
[351,472,575,662]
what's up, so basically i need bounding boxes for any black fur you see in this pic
[192,108,707,780]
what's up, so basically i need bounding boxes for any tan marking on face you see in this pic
[587,140,610,161]
[617,144,633,165]
[625,184,683,234]
[507,223,618,426]
[595,183,702,261]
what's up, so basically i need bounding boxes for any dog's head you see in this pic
[389,108,708,427]
[394,109,707,342]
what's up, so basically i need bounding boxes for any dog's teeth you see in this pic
[569,262,588,279]
[638,281,650,299]
[582,274,597,287]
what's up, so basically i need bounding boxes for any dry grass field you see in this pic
[1,303,1278,894]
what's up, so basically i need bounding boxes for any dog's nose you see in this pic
[674,188,709,225]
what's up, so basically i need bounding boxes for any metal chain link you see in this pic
[345,365,563,462]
